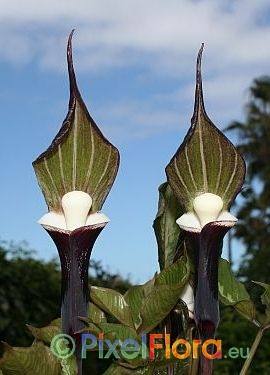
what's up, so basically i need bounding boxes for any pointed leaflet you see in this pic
[124,285,145,329]
[253,282,270,321]
[137,289,189,334]
[138,259,190,334]
[33,31,119,213]
[153,182,182,270]
[25,323,77,375]
[219,259,256,322]
[87,302,107,323]
[166,45,245,211]
[137,284,183,334]
[90,286,134,328]
[26,323,61,345]
[124,258,189,330]
[85,323,145,367]
[155,256,189,286]
[0,342,61,375]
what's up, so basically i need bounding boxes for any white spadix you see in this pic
[180,283,194,319]
[193,193,223,227]
[61,191,93,231]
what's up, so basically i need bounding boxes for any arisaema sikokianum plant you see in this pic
[32,30,119,374]
[0,38,265,375]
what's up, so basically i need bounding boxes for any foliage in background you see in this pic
[226,77,270,284]
[0,241,130,374]
[0,241,60,352]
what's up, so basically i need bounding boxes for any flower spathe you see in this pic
[32,32,120,374]
[38,190,109,368]
[176,192,238,359]
[164,45,246,374]
[176,192,237,233]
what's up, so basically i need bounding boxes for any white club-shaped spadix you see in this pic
[61,191,93,231]
[193,193,223,227]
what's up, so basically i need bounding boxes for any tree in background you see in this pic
[0,241,61,350]
[226,76,270,283]
[0,241,131,374]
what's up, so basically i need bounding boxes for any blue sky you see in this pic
[1,0,270,283]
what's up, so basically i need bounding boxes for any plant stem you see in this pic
[45,225,105,375]
[239,328,264,375]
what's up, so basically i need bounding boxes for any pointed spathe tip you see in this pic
[192,43,206,123]
[196,43,204,88]
[67,29,79,99]
[67,29,75,65]
[68,29,75,42]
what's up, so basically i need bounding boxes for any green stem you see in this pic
[239,328,264,375]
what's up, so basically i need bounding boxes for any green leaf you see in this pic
[32,31,119,213]
[138,284,185,334]
[95,322,139,341]
[124,258,189,333]
[165,45,245,211]
[82,322,147,367]
[103,363,145,375]
[81,322,101,337]
[26,324,61,345]
[60,356,77,375]
[88,302,107,323]
[141,277,155,298]
[253,281,270,319]
[218,259,256,322]
[90,286,134,328]
[150,355,191,373]
[104,362,184,375]
[153,182,183,270]
[80,303,107,329]
[50,319,62,329]
[103,364,130,374]
[124,286,145,329]
[155,256,190,286]
[92,323,146,367]
[0,342,61,375]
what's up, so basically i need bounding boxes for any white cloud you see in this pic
[0,0,269,72]
[0,0,269,140]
